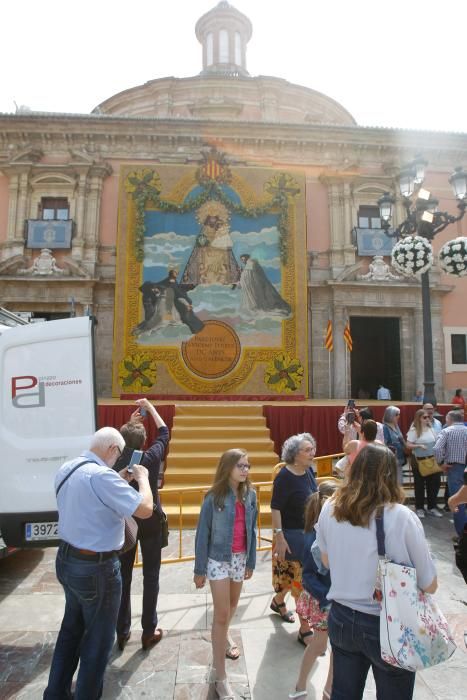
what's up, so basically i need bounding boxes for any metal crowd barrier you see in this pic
[134,452,343,567]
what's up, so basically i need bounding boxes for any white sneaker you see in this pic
[416,509,425,518]
[428,508,443,518]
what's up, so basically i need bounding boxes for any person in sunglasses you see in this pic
[193,449,257,700]
[407,408,443,519]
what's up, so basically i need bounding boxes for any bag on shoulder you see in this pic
[155,507,169,548]
[120,516,138,554]
[374,508,456,671]
[416,456,443,478]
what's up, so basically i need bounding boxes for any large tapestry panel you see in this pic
[112,154,308,397]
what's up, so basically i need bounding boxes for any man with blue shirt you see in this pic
[43,427,153,700]
[434,411,467,538]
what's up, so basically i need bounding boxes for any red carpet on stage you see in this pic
[98,402,451,457]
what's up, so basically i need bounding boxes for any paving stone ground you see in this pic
[0,515,465,699]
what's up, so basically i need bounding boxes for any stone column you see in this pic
[72,172,87,262]
[333,304,347,399]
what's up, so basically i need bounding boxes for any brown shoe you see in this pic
[141,628,163,650]
[117,632,131,651]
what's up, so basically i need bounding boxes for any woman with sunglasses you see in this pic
[407,408,443,519]
[193,449,257,700]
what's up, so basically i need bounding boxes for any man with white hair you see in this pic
[43,427,153,700]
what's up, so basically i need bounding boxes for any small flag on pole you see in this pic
[344,320,353,352]
[325,319,333,351]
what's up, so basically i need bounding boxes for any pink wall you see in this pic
[306,179,329,252]
[100,169,120,247]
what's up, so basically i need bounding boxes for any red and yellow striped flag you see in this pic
[324,319,333,351]
[344,320,353,352]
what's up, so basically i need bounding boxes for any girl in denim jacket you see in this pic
[290,480,338,700]
[193,449,257,700]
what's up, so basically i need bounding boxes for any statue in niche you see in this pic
[358,255,401,282]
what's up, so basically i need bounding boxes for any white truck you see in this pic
[0,316,97,548]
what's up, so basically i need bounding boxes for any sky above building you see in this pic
[2,0,466,133]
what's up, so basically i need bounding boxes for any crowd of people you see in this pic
[42,395,466,700]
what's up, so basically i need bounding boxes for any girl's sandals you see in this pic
[270,596,295,623]
[297,629,314,646]
[215,678,235,699]
[225,640,240,660]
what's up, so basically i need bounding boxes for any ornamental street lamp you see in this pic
[377,162,467,405]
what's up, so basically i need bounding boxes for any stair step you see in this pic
[168,437,275,450]
[171,426,272,439]
[164,468,273,481]
[173,416,267,427]
[167,453,277,469]
[175,405,263,417]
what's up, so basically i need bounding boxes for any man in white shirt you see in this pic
[377,384,391,400]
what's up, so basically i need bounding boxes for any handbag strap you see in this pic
[375,506,386,558]
[56,460,94,496]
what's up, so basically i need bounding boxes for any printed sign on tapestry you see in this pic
[112,151,308,397]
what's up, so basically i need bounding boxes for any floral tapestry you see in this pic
[112,152,308,397]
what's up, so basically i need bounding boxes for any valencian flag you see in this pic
[344,320,353,352]
[324,319,333,351]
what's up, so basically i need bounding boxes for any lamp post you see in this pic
[377,162,467,405]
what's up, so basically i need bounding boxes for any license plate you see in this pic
[25,521,59,541]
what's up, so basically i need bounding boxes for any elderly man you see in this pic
[43,427,153,700]
[434,411,467,537]
[423,402,443,435]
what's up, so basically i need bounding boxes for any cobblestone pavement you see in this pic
[0,516,465,699]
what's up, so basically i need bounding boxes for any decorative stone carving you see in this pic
[19,249,65,276]
[358,255,402,281]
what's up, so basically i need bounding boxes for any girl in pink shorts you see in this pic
[194,449,257,700]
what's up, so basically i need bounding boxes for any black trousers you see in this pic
[117,529,162,637]
[411,457,441,510]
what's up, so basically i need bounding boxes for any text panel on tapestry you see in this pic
[112,156,308,397]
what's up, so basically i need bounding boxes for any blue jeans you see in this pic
[447,463,466,536]
[117,530,161,637]
[328,602,415,700]
[43,544,122,700]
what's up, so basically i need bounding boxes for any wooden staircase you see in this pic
[161,404,279,528]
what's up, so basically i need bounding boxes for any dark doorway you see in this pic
[350,317,402,401]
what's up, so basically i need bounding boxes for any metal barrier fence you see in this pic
[134,452,343,567]
[135,450,446,567]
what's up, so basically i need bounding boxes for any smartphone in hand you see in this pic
[127,449,144,473]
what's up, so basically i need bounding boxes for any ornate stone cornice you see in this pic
[0,115,466,170]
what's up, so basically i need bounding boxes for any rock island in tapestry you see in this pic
[113,153,308,397]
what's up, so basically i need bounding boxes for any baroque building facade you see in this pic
[0,1,466,400]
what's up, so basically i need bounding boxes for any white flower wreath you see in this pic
[438,237,467,276]
[391,236,434,278]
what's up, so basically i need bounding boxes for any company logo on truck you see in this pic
[11,375,83,408]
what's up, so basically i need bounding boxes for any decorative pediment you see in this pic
[0,252,89,278]
[8,147,44,164]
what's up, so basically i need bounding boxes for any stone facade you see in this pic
[0,2,466,400]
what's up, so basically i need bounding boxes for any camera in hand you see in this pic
[127,449,144,473]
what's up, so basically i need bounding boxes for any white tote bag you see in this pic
[375,509,456,672]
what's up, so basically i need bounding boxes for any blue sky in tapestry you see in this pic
[134,185,290,346]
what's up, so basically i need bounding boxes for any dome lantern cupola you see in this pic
[195,1,252,77]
